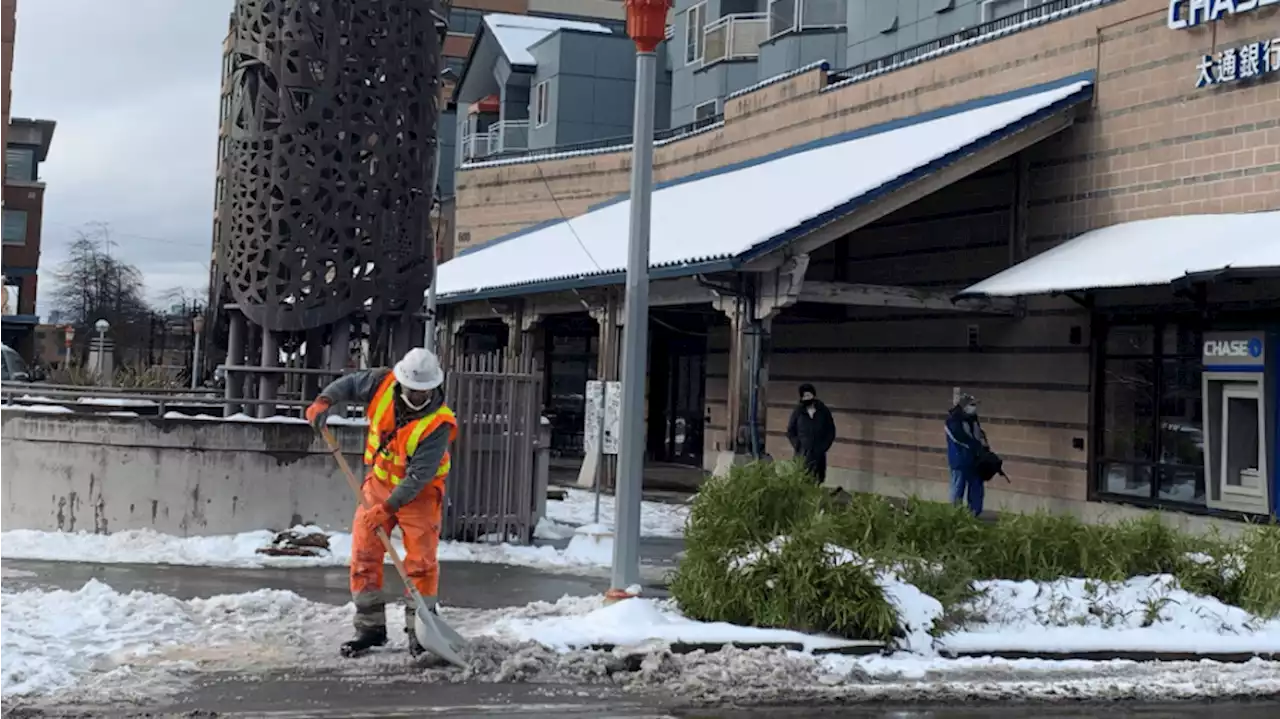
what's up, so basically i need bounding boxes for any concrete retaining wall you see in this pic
[0,411,368,536]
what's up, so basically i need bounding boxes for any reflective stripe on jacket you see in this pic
[363,372,458,486]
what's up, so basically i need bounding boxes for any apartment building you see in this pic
[440,1,631,197]
[2,0,56,358]
[436,0,1280,522]
[1,115,56,358]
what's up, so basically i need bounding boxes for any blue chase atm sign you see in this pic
[1167,1,1280,87]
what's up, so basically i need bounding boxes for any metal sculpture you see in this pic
[219,0,441,332]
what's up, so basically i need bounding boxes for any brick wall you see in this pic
[2,0,15,178]
[453,0,1279,505]
[454,0,1280,248]
[773,165,1092,501]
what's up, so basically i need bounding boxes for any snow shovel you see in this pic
[319,426,468,669]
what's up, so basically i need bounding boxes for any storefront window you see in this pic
[1097,320,1205,506]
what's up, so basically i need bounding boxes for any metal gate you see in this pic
[442,351,543,544]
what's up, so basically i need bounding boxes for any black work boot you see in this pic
[405,602,440,659]
[340,626,387,658]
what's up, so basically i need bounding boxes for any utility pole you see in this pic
[609,0,669,599]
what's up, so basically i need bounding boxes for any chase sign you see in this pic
[1169,0,1279,30]
[1202,332,1266,369]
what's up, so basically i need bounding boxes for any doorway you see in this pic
[646,310,709,466]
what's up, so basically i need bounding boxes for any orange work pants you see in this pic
[349,475,444,631]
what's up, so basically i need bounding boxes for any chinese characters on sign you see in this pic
[1196,38,1280,87]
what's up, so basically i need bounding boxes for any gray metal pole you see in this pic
[424,141,442,351]
[611,48,657,593]
[424,255,438,352]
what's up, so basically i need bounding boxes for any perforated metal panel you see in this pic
[219,0,442,332]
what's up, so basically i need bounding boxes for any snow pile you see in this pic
[484,594,863,653]
[5,580,1280,705]
[944,575,1280,655]
[0,526,602,571]
[545,487,689,538]
[1,579,349,700]
[533,516,577,540]
[560,524,615,566]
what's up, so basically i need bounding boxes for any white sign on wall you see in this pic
[583,380,622,456]
[1168,0,1279,30]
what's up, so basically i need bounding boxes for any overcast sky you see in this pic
[11,0,234,314]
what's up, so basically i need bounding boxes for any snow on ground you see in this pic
[544,487,689,538]
[4,581,1279,706]
[941,575,1280,655]
[1,579,350,701]
[0,526,609,572]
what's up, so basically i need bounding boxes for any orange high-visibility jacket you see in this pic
[363,372,458,487]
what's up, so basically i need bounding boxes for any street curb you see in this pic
[578,639,887,656]
[940,648,1278,663]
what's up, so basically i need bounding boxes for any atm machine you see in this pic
[1201,331,1277,517]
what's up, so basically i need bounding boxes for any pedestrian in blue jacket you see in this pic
[945,392,989,516]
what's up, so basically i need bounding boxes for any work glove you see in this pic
[361,501,394,533]
[305,396,332,432]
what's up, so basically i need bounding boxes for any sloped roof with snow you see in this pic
[437,74,1095,301]
[958,211,1280,298]
[484,13,612,67]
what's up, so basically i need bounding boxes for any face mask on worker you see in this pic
[964,404,978,416]
[401,387,433,411]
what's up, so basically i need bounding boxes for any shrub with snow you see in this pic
[671,459,1280,650]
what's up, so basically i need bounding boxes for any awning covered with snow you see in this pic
[957,211,1280,299]
[437,73,1096,302]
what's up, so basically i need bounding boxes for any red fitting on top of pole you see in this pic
[626,0,671,53]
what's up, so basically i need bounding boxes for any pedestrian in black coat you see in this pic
[786,383,836,483]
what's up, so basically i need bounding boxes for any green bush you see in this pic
[670,460,901,642]
[672,461,1280,643]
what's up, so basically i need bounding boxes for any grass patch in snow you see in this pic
[670,459,1280,645]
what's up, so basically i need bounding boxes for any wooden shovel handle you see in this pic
[319,426,418,595]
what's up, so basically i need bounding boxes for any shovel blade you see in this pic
[414,605,468,669]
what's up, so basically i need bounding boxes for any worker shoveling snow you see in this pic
[5,578,1280,707]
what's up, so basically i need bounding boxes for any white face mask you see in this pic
[401,388,431,412]
[964,405,978,416]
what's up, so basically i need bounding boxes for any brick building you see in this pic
[434,0,1280,522]
[2,0,56,358]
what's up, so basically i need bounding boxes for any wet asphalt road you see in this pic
[1,557,672,608]
[10,677,1280,719]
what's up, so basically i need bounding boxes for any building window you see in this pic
[769,0,797,36]
[447,7,485,36]
[685,2,706,65]
[220,93,231,121]
[2,209,28,245]
[981,0,1041,22]
[5,147,36,182]
[533,80,551,127]
[1097,320,1206,507]
[693,99,719,126]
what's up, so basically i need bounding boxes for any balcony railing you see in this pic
[461,119,530,160]
[768,0,847,39]
[703,13,768,65]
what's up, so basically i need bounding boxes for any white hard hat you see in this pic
[393,347,444,391]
